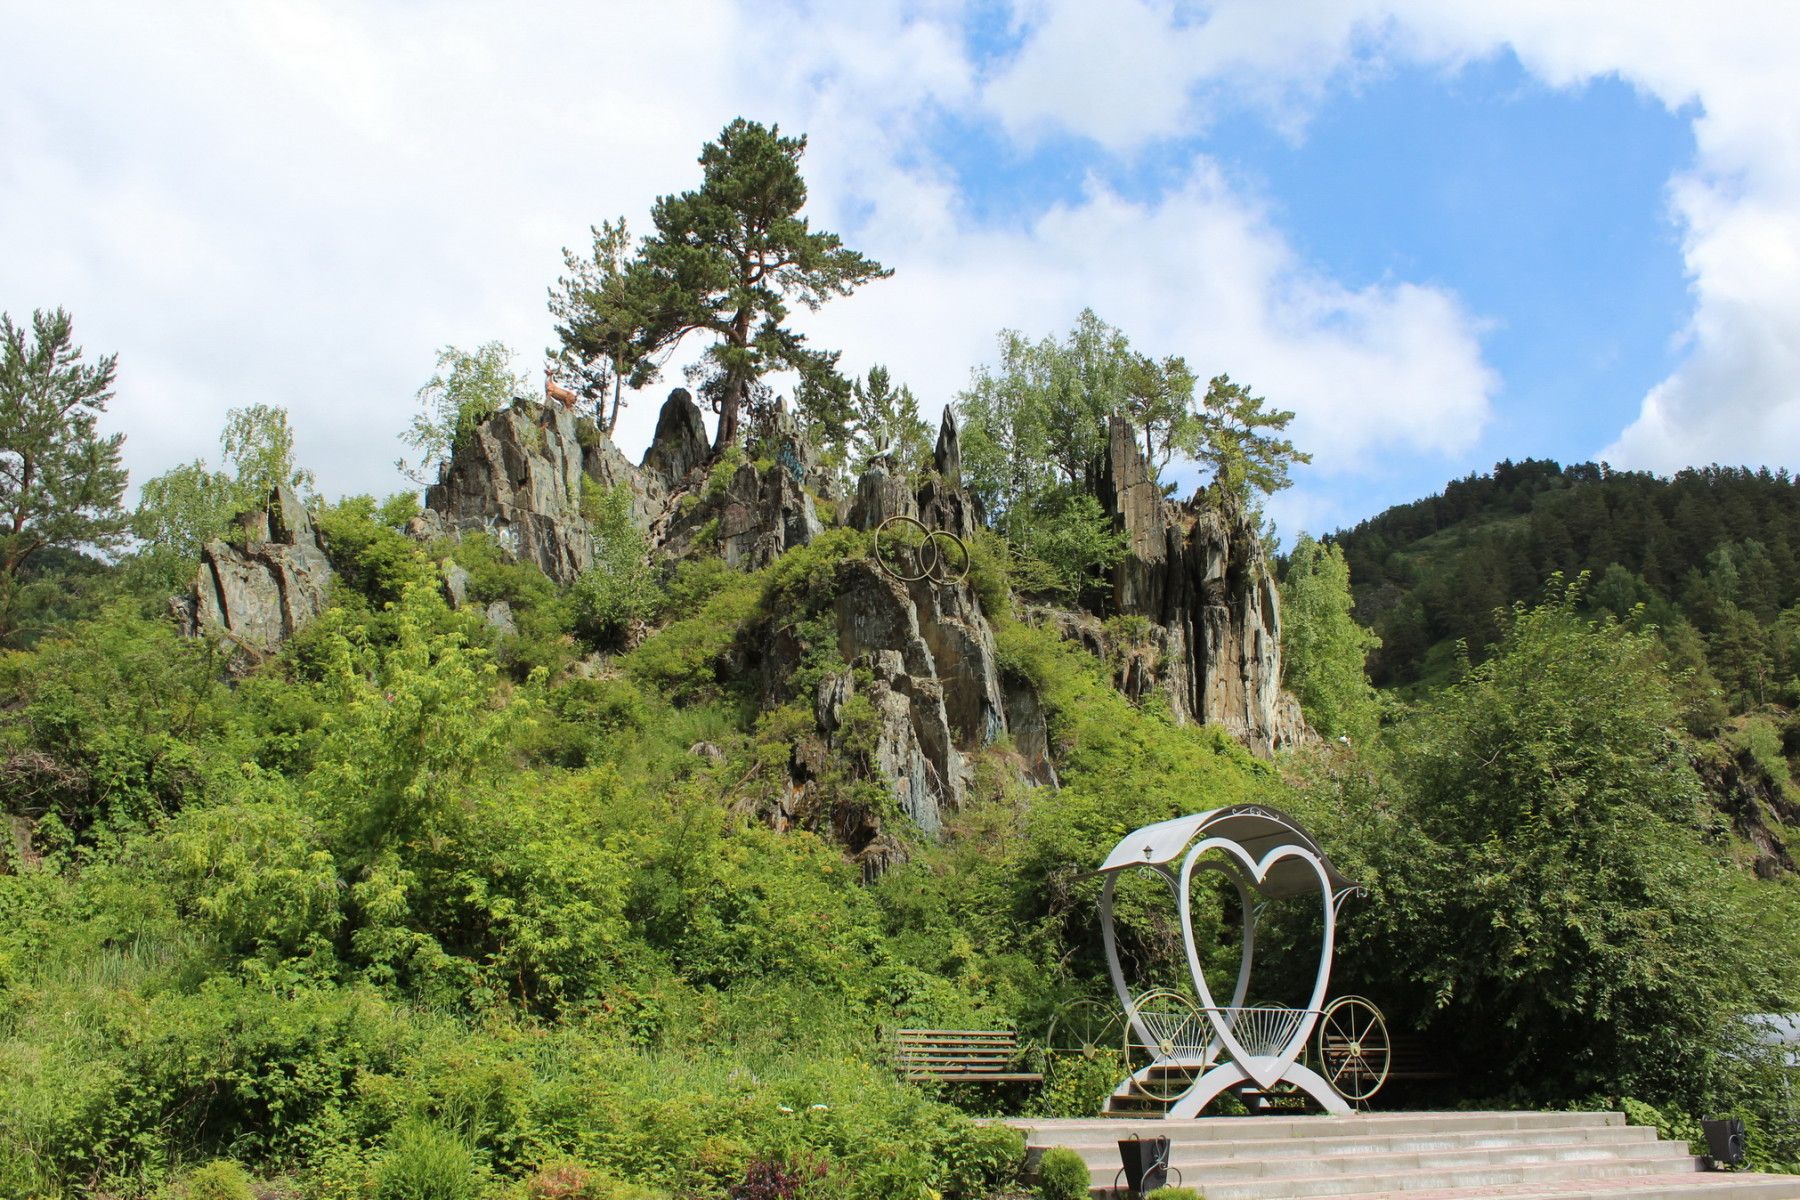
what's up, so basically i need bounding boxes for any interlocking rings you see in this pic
[874,515,970,586]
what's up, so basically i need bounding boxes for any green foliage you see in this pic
[1144,1189,1203,1200]
[376,1120,480,1200]
[155,797,339,963]
[624,568,760,704]
[1280,534,1380,740]
[620,118,891,449]
[844,365,931,479]
[551,216,646,433]
[1304,584,1798,1103]
[0,602,228,851]
[1334,460,1800,710]
[315,495,439,610]
[572,482,656,650]
[1731,715,1791,785]
[400,342,525,485]
[0,307,129,645]
[1032,1147,1089,1200]
[164,1159,257,1200]
[1193,373,1307,505]
[1003,486,1126,599]
[220,402,315,500]
[131,404,316,596]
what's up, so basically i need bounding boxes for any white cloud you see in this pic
[2,0,1497,513]
[980,0,1800,475]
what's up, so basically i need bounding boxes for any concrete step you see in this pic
[1324,1173,1800,1199]
[1040,1122,1658,1162]
[1007,1111,1800,1200]
[1190,1158,1703,1200]
[1013,1110,1627,1146]
[1062,1138,1691,1183]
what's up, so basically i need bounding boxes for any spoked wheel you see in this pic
[1316,995,1390,1103]
[1045,998,1124,1088]
[1124,989,1204,1103]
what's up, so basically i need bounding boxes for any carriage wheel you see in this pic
[1316,995,1390,1102]
[1045,998,1125,1087]
[1124,989,1203,1103]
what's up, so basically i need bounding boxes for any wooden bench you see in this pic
[1319,1031,1456,1087]
[1385,1033,1456,1081]
[892,1028,1043,1084]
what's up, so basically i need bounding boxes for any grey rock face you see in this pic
[1093,416,1312,755]
[660,454,822,570]
[484,600,518,638]
[423,402,598,584]
[809,559,1020,842]
[440,560,472,610]
[640,388,709,491]
[846,462,917,531]
[177,484,333,657]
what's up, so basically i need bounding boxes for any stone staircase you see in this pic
[1009,1111,1800,1199]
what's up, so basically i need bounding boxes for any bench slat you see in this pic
[891,1026,1039,1084]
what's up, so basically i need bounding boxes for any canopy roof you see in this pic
[1097,804,1357,898]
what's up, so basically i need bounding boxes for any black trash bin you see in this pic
[1118,1135,1171,1195]
[1703,1117,1746,1168]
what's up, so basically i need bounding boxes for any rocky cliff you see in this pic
[176,392,1307,862]
[1092,417,1309,755]
[173,484,332,660]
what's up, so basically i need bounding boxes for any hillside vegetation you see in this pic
[5,120,1800,1199]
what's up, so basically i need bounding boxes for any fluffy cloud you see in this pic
[984,0,1800,475]
[0,0,1554,512]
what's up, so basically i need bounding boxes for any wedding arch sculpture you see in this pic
[1094,804,1383,1117]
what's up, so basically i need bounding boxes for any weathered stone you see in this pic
[660,456,821,570]
[441,560,472,610]
[423,402,597,584]
[1002,675,1059,788]
[641,388,709,491]
[933,407,962,483]
[268,483,313,545]
[847,462,917,530]
[178,486,333,657]
[484,599,517,638]
[1085,417,1313,755]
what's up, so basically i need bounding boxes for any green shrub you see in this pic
[376,1121,478,1200]
[1034,1146,1090,1200]
[572,483,656,650]
[1731,715,1790,785]
[165,1159,256,1200]
[1144,1188,1202,1200]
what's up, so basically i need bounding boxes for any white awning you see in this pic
[1096,804,1357,899]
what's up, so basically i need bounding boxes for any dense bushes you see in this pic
[7,461,1800,1196]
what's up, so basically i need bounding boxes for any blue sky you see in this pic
[4,2,1798,540]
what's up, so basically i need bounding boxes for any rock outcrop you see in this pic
[175,484,333,657]
[1092,417,1309,755]
[422,402,599,584]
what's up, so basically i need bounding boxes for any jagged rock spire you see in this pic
[934,407,961,483]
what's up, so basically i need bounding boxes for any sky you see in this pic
[4,1,1799,539]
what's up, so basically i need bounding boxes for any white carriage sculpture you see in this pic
[1050,805,1391,1117]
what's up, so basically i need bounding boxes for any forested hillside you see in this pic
[1336,460,1800,704]
[5,121,1800,1200]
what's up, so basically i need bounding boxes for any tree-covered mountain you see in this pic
[1335,460,1800,710]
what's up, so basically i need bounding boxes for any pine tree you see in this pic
[625,119,890,451]
[0,308,129,644]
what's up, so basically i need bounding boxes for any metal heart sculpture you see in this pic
[1175,837,1335,1092]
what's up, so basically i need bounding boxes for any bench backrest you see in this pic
[893,1028,1023,1075]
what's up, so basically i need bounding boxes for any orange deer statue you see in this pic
[544,361,579,411]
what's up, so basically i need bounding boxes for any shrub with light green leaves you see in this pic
[1033,1146,1090,1200]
